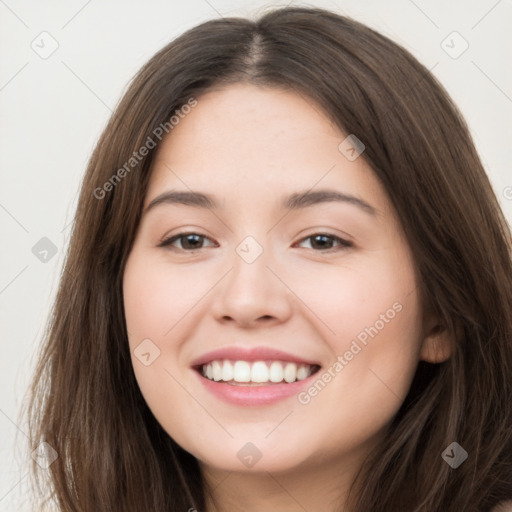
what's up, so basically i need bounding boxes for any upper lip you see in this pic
[190,346,322,368]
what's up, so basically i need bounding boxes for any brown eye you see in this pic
[295,233,352,252]
[158,232,217,251]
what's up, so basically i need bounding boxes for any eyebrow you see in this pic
[144,189,378,216]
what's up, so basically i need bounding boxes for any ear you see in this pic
[419,315,458,363]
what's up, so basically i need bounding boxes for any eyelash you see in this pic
[157,232,353,253]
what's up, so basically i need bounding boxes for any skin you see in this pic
[122,82,453,512]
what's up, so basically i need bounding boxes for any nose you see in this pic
[210,239,293,328]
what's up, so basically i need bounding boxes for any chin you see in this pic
[181,435,314,474]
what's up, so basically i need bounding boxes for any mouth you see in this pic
[193,359,322,386]
[190,346,323,405]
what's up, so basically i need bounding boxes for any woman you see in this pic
[23,6,512,511]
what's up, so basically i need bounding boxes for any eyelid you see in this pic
[158,230,353,253]
[293,233,353,252]
[157,231,217,250]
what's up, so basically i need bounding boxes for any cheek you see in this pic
[122,253,202,429]
[122,252,190,392]
[123,252,212,342]
[288,248,418,351]
[290,259,422,449]
[299,305,421,460]
[288,250,422,423]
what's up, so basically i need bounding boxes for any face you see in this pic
[122,82,438,477]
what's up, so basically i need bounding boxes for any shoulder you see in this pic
[491,500,512,512]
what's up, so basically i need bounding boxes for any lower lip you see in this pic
[194,369,320,406]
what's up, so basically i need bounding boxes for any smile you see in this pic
[201,360,321,385]
[190,346,323,406]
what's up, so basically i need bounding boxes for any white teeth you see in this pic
[212,361,222,381]
[283,362,297,383]
[296,365,310,381]
[269,361,284,383]
[200,360,316,384]
[222,360,234,381]
[233,361,251,382]
[251,361,269,383]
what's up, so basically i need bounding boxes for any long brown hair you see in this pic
[21,6,512,511]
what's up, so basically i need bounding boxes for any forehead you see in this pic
[154,83,341,165]
[145,83,390,219]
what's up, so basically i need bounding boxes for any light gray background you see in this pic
[1,0,511,509]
